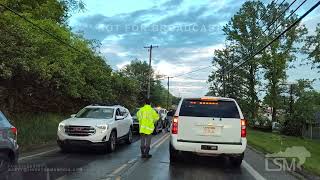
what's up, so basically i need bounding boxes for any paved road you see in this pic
[2,132,299,180]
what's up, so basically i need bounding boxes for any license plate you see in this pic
[203,126,215,134]
[201,145,218,150]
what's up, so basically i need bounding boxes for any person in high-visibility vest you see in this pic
[137,99,159,158]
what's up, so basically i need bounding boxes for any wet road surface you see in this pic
[1,132,298,180]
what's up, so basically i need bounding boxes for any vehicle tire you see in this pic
[106,131,117,153]
[0,153,10,174]
[126,128,133,144]
[169,143,178,163]
[230,153,244,167]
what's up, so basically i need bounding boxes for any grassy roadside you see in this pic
[247,128,320,176]
[8,113,67,152]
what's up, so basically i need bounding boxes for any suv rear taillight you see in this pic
[11,127,18,141]
[241,119,246,137]
[172,116,178,134]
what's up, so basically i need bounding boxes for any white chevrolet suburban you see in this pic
[57,105,133,153]
[169,97,247,166]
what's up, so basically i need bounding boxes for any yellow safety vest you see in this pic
[137,105,159,135]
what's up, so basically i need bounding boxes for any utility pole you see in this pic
[289,84,294,117]
[144,45,158,99]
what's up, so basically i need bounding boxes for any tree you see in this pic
[0,0,134,113]
[260,2,307,122]
[121,60,176,108]
[121,60,151,105]
[212,1,265,120]
[304,23,320,68]
[208,1,307,122]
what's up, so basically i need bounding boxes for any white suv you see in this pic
[57,105,133,153]
[170,97,247,166]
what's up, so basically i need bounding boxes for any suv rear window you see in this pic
[179,99,240,118]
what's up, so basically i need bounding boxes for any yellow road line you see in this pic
[110,163,128,175]
[154,135,170,149]
[150,133,170,148]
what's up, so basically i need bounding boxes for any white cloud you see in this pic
[154,60,192,77]
[116,61,130,69]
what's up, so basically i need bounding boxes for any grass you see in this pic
[8,113,67,152]
[247,128,320,176]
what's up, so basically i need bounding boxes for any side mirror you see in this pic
[71,114,76,118]
[116,115,124,120]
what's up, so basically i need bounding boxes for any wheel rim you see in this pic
[128,130,132,142]
[111,133,116,150]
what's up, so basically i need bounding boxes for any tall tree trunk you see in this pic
[249,65,257,119]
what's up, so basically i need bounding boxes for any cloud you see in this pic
[162,0,184,9]
[116,61,131,69]
[70,0,320,97]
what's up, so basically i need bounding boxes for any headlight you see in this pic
[58,123,65,131]
[96,125,108,132]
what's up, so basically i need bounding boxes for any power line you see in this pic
[268,0,308,36]
[226,0,320,74]
[0,3,92,58]
[263,0,297,33]
[162,0,293,80]
[256,0,277,28]
[172,66,213,78]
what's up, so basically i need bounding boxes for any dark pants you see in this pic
[140,133,152,155]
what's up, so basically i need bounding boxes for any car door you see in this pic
[115,108,125,137]
[123,108,133,133]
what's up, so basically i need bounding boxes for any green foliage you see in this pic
[0,0,175,115]
[8,112,66,151]
[304,23,320,67]
[282,90,320,136]
[209,1,265,120]
[121,60,176,109]
[208,1,308,123]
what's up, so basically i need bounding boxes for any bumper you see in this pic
[170,135,246,155]
[57,139,106,147]
[57,129,110,144]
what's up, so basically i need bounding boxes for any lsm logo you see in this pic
[265,146,311,171]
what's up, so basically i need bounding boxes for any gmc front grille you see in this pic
[64,126,96,136]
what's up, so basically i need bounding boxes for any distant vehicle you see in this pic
[153,107,167,134]
[166,110,175,132]
[57,105,133,153]
[0,111,19,174]
[169,97,247,167]
[131,108,140,134]
[132,107,166,134]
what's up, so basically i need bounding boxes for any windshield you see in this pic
[179,100,240,118]
[76,108,114,119]
[131,108,140,116]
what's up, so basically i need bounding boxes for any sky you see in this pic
[68,0,320,98]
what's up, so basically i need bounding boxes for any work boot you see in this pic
[140,147,146,158]
[145,147,151,158]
